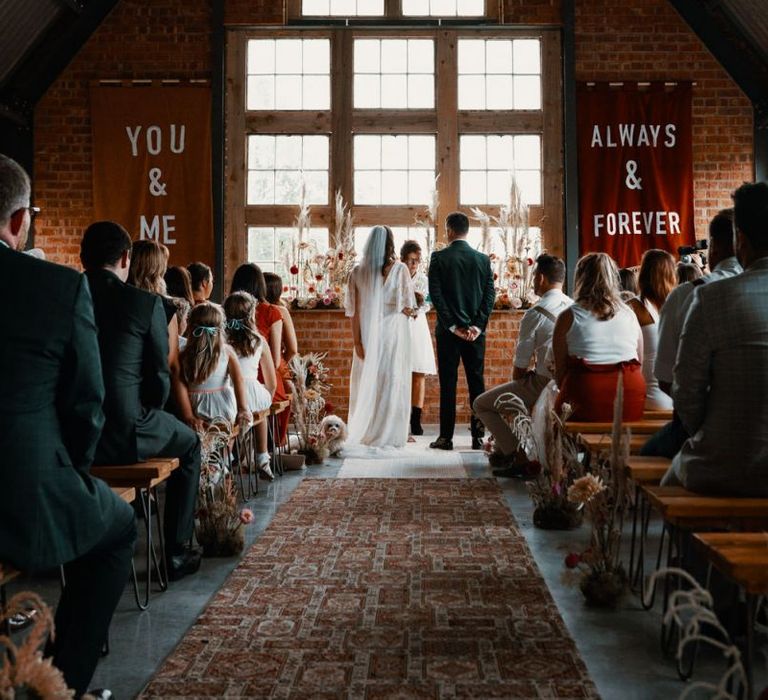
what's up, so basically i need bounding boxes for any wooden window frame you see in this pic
[225,25,562,285]
[285,0,500,22]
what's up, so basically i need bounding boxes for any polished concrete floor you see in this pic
[9,429,765,699]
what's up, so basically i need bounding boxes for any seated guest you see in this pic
[473,254,572,474]
[677,261,702,284]
[188,261,213,305]
[165,264,195,305]
[224,292,277,480]
[128,240,200,430]
[642,210,742,457]
[663,182,768,495]
[264,271,299,394]
[552,252,645,421]
[627,249,676,411]
[231,263,291,447]
[0,155,136,698]
[81,222,202,581]
[171,296,191,348]
[618,266,639,301]
[180,302,252,430]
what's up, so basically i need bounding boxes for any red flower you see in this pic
[308,285,316,293]
[290,265,299,275]
[315,274,323,281]
[493,273,498,280]
[527,257,534,266]
[324,401,335,414]
[338,251,344,260]
[565,552,581,569]
[283,285,289,292]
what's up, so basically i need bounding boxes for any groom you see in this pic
[428,212,495,450]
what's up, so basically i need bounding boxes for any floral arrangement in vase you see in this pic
[195,419,254,557]
[288,352,333,464]
[470,177,542,310]
[495,384,585,530]
[563,376,630,607]
[284,189,353,310]
[0,571,80,699]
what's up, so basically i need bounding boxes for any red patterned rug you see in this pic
[141,479,599,699]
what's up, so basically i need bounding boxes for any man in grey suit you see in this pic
[665,182,768,495]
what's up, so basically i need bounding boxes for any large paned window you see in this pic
[226,26,562,283]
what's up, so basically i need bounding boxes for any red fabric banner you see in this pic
[90,85,214,268]
[577,83,695,268]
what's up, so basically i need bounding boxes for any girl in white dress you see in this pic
[224,291,277,479]
[180,302,252,428]
[346,225,417,448]
[400,240,437,437]
[627,249,677,411]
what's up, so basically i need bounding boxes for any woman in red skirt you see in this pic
[552,252,646,421]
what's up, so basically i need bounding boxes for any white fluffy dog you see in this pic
[318,415,348,458]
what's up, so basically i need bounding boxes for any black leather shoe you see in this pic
[167,548,202,582]
[429,437,453,450]
[471,437,483,450]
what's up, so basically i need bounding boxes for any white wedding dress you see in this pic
[345,227,416,449]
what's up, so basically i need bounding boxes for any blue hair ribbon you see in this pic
[192,326,218,338]
[227,318,247,331]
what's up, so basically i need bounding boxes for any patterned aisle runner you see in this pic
[141,479,599,699]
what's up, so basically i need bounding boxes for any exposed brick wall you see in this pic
[503,0,561,25]
[292,309,522,425]
[33,0,212,267]
[575,0,754,239]
[225,0,283,25]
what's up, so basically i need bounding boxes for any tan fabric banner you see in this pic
[91,85,214,267]
[577,83,695,268]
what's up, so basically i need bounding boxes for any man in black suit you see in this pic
[428,212,496,450]
[80,222,202,580]
[0,154,136,698]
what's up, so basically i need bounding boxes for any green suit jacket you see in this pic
[0,245,120,571]
[428,240,496,333]
[84,269,174,464]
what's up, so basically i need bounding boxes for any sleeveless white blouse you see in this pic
[639,299,673,410]
[566,302,642,364]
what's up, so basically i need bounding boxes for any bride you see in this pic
[346,225,416,448]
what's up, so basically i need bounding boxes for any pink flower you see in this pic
[239,508,254,525]
[322,296,331,305]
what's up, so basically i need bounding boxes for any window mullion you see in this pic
[436,29,459,243]
[331,29,354,247]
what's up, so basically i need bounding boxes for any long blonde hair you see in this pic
[573,252,623,320]
[223,291,262,358]
[128,239,169,295]
[180,302,225,385]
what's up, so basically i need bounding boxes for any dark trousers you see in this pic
[52,498,137,697]
[149,422,201,557]
[435,326,486,440]
[640,415,688,459]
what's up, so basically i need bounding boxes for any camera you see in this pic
[678,240,708,266]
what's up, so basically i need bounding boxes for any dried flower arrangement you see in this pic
[470,178,542,310]
[563,376,630,607]
[495,386,584,530]
[0,576,80,699]
[195,419,253,557]
[414,174,441,270]
[288,352,333,464]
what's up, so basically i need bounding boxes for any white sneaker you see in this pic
[257,454,275,481]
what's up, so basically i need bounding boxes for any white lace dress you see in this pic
[346,261,416,448]
[410,272,437,375]
[236,344,273,413]
[187,348,237,423]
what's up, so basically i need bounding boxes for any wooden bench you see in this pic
[92,458,180,609]
[581,432,648,455]
[693,532,768,696]
[566,419,666,435]
[642,409,673,421]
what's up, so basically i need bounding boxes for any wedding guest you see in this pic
[627,249,676,411]
[81,221,202,582]
[188,261,213,305]
[474,254,572,474]
[400,240,436,437]
[642,210,741,457]
[619,267,639,301]
[171,296,191,346]
[180,302,252,430]
[128,240,200,430]
[677,261,702,284]
[552,252,645,421]
[264,271,299,388]
[230,263,291,446]
[224,291,277,480]
[0,155,136,699]
[663,182,768,495]
[165,264,195,305]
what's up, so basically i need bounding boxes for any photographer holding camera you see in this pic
[641,208,742,458]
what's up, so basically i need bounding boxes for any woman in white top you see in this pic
[400,240,437,437]
[627,249,677,411]
[552,252,646,421]
[346,225,416,448]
